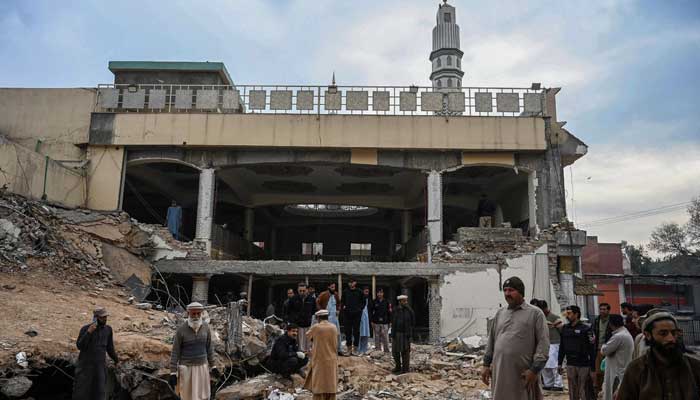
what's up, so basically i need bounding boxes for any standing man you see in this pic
[477,194,497,227]
[166,200,183,240]
[371,288,391,353]
[558,305,596,400]
[268,324,308,378]
[600,314,634,400]
[620,303,640,339]
[341,278,363,355]
[317,282,342,355]
[295,283,316,352]
[169,302,217,400]
[593,303,613,395]
[73,307,118,400]
[617,312,700,399]
[391,294,415,374]
[357,286,371,354]
[283,288,296,325]
[482,277,549,400]
[304,310,338,400]
[537,300,564,392]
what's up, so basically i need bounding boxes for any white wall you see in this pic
[439,244,557,338]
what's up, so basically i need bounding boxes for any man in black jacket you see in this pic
[283,288,297,325]
[558,305,596,400]
[294,283,316,352]
[371,288,391,353]
[72,307,118,400]
[391,294,415,374]
[268,324,308,378]
[593,303,613,394]
[341,278,364,355]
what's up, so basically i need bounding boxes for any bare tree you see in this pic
[649,196,700,258]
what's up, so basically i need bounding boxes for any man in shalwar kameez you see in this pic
[357,287,371,354]
[169,302,218,400]
[166,200,182,240]
[482,277,550,400]
[304,309,338,400]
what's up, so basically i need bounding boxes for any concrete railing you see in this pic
[96,84,545,117]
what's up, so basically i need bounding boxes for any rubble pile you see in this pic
[432,227,543,264]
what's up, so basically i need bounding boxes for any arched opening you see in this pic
[442,165,532,240]
[122,161,200,241]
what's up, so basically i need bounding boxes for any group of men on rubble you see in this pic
[481,276,700,400]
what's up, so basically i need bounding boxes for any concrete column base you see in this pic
[428,279,442,343]
[192,274,211,305]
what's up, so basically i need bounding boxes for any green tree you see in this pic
[649,196,700,258]
[622,241,652,274]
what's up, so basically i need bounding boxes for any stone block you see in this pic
[148,89,166,109]
[372,91,390,111]
[296,90,314,110]
[421,92,443,111]
[196,89,218,109]
[122,89,145,109]
[346,90,368,110]
[249,90,267,110]
[399,91,417,111]
[174,89,193,109]
[524,93,543,113]
[496,93,519,112]
[98,88,119,109]
[325,90,341,110]
[270,90,292,110]
[448,92,465,112]
[222,89,240,110]
[474,92,492,112]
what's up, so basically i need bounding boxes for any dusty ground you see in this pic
[0,269,172,370]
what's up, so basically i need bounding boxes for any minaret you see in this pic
[430,0,464,91]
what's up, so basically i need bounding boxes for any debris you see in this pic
[0,376,33,398]
[15,352,28,368]
[24,328,38,337]
[135,303,153,310]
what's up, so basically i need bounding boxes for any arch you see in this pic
[437,58,442,68]
[447,78,453,87]
[126,157,202,171]
[446,56,452,66]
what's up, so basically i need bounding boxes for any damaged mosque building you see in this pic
[0,1,589,343]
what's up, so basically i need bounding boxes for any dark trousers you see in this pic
[269,356,308,377]
[392,347,410,372]
[344,311,361,348]
[73,362,106,400]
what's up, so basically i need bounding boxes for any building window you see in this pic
[457,58,461,68]
[350,243,371,257]
[302,242,323,256]
[444,13,451,23]
[437,58,441,68]
[437,80,442,88]
[447,56,452,66]
[448,78,453,87]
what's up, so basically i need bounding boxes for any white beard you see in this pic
[187,317,202,332]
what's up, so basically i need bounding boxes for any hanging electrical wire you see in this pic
[578,201,691,228]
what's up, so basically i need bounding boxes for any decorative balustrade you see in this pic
[96,84,544,117]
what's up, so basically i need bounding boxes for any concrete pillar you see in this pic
[559,273,576,308]
[428,279,442,343]
[338,274,343,301]
[388,230,396,259]
[427,170,443,245]
[195,168,216,253]
[191,274,211,305]
[401,210,412,244]
[247,274,253,316]
[244,208,255,242]
[269,227,277,259]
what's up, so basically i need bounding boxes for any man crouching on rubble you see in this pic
[73,307,118,400]
[169,302,218,400]
[268,323,308,378]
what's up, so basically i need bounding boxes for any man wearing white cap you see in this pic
[391,294,414,374]
[304,309,338,400]
[169,302,218,400]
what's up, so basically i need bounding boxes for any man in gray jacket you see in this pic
[169,302,218,400]
[600,314,634,400]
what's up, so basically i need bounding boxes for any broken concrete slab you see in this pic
[101,243,152,299]
[215,374,286,400]
[0,376,32,398]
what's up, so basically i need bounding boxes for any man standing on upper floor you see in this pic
[482,277,549,400]
[600,314,634,400]
[391,294,415,374]
[294,283,316,352]
[341,278,363,356]
[371,288,391,353]
[477,193,497,227]
[558,305,596,400]
[73,307,118,400]
[617,311,700,400]
[166,200,182,240]
[538,300,564,392]
[593,303,613,395]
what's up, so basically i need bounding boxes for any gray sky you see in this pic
[1,0,699,252]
